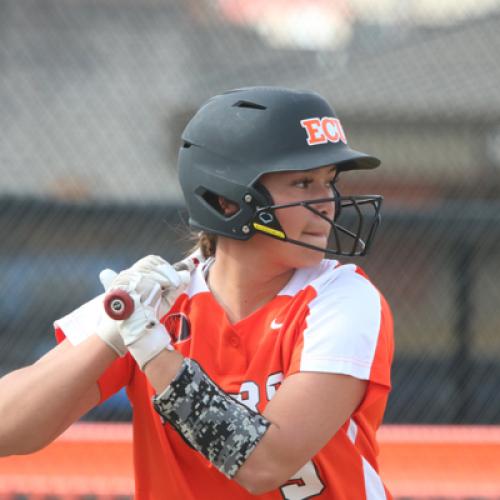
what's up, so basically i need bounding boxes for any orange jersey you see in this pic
[55,259,394,500]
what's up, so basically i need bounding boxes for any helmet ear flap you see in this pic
[253,181,274,205]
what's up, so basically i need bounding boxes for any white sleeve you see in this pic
[299,269,382,380]
[53,294,104,346]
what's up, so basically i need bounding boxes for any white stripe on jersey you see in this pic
[362,456,387,500]
[347,418,358,444]
[299,265,382,379]
[54,294,104,345]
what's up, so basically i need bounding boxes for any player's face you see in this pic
[259,165,337,267]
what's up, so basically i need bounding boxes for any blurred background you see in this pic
[1,0,499,457]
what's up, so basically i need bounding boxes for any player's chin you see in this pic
[291,237,327,267]
[265,233,325,268]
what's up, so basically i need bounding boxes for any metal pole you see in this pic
[453,240,474,423]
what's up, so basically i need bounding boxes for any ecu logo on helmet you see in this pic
[300,117,347,146]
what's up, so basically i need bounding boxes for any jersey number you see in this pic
[280,460,325,500]
[233,376,325,500]
[233,372,284,411]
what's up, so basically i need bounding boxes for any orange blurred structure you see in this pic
[378,425,500,499]
[1,423,499,499]
[0,423,133,498]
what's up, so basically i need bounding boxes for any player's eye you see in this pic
[293,178,313,189]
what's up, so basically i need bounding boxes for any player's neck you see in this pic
[207,241,294,324]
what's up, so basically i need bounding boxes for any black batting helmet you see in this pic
[178,86,382,256]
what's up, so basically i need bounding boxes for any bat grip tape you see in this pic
[152,358,270,478]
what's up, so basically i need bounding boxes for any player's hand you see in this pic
[129,255,191,319]
[95,267,170,359]
[97,255,189,366]
[94,269,128,357]
[103,268,174,369]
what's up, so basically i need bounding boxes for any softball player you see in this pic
[0,87,394,499]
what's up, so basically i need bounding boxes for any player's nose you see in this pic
[315,190,336,220]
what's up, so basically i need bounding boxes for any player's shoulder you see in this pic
[281,258,377,298]
[314,260,382,310]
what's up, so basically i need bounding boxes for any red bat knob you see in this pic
[104,289,135,320]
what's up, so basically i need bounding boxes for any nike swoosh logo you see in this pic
[270,319,283,330]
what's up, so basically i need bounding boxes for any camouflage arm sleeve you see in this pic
[152,358,270,478]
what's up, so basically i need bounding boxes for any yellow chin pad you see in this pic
[252,223,286,239]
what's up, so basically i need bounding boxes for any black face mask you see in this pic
[249,183,383,257]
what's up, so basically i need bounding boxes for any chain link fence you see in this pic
[1,0,500,425]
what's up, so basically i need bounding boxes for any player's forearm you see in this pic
[144,354,313,494]
[0,336,116,456]
[146,351,367,495]
[143,349,184,393]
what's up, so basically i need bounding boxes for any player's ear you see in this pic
[218,196,239,216]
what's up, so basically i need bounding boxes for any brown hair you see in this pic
[191,231,217,259]
[189,196,234,259]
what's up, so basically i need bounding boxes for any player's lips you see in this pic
[302,230,329,239]
[302,226,330,238]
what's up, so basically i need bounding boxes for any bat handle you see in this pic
[104,289,135,320]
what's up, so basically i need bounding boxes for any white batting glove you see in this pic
[129,255,191,318]
[94,269,128,357]
[98,256,189,369]
[101,269,173,369]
